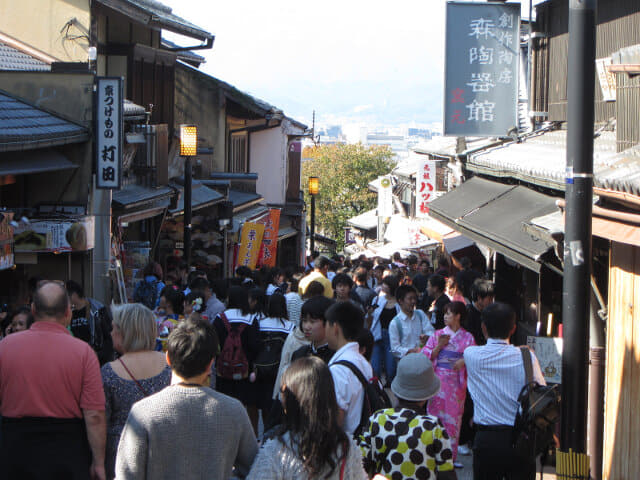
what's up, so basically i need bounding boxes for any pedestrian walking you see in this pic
[389,284,434,360]
[326,301,373,436]
[247,356,367,479]
[422,301,476,466]
[115,318,257,479]
[101,303,171,479]
[463,302,545,480]
[0,281,106,480]
[367,275,401,384]
[360,353,457,480]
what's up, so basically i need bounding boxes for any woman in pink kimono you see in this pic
[422,300,475,466]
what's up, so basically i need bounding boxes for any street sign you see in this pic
[377,175,393,217]
[444,2,521,137]
[96,77,123,189]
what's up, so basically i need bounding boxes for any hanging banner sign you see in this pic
[0,212,14,270]
[444,2,521,137]
[237,222,265,269]
[96,77,123,189]
[256,208,281,268]
[377,175,393,217]
[416,160,437,217]
[14,216,95,253]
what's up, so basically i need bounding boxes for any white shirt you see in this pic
[284,292,303,327]
[266,284,280,296]
[464,338,546,426]
[328,342,373,435]
[259,316,295,335]
[388,309,434,359]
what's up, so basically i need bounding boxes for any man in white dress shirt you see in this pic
[325,301,373,436]
[463,302,545,480]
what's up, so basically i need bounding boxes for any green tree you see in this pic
[302,143,394,251]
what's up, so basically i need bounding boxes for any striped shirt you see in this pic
[463,338,546,426]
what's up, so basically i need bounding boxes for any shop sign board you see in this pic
[14,216,95,253]
[527,336,562,384]
[237,222,265,269]
[377,176,393,218]
[416,160,437,217]
[0,212,14,270]
[256,209,281,268]
[96,77,123,189]
[444,2,520,137]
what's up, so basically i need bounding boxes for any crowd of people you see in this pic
[0,251,546,480]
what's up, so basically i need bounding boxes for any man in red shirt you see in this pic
[0,281,106,480]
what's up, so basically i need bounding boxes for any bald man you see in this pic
[0,281,106,480]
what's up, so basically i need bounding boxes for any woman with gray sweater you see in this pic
[247,356,367,480]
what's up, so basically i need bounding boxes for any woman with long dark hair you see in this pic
[247,356,367,479]
[212,286,260,431]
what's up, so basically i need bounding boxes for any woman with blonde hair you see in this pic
[101,303,171,479]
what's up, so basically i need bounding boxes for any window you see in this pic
[229,132,248,173]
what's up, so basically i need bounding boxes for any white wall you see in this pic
[250,125,287,205]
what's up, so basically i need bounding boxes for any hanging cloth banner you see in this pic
[256,208,281,268]
[237,222,265,269]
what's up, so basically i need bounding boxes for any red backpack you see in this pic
[216,312,250,380]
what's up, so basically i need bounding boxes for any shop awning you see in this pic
[530,209,640,248]
[384,215,440,250]
[113,184,174,209]
[428,177,557,272]
[169,181,224,216]
[112,184,173,222]
[278,226,298,240]
[0,148,78,175]
[228,189,263,211]
[0,90,89,152]
[231,204,269,233]
[347,209,378,231]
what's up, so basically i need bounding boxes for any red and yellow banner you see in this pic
[237,222,265,269]
[256,209,281,267]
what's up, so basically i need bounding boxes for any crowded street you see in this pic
[1,0,639,479]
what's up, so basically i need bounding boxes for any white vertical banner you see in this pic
[377,175,393,217]
[96,77,123,189]
[416,160,436,217]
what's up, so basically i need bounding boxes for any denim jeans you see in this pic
[371,328,396,383]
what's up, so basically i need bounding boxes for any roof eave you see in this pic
[0,132,90,153]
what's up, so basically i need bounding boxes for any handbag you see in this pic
[118,358,149,396]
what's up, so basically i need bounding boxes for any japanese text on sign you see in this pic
[416,160,437,218]
[444,2,520,137]
[96,78,122,189]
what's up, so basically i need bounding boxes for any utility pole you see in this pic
[561,0,596,453]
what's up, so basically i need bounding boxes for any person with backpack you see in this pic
[463,302,545,480]
[360,353,457,480]
[212,286,260,432]
[325,301,374,436]
[133,261,165,310]
[254,293,294,426]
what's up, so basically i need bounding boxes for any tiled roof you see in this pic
[0,90,88,151]
[96,0,213,41]
[0,41,50,71]
[466,128,628,192]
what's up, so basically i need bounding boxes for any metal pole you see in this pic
[184,156,192,267]
[310,194,316,253]
[561,0,596,452]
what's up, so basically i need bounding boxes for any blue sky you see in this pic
[164,1,542,127]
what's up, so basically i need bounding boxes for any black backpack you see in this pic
[513,346,561,461]
[254,330,286,380]
[333,360,392,438]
